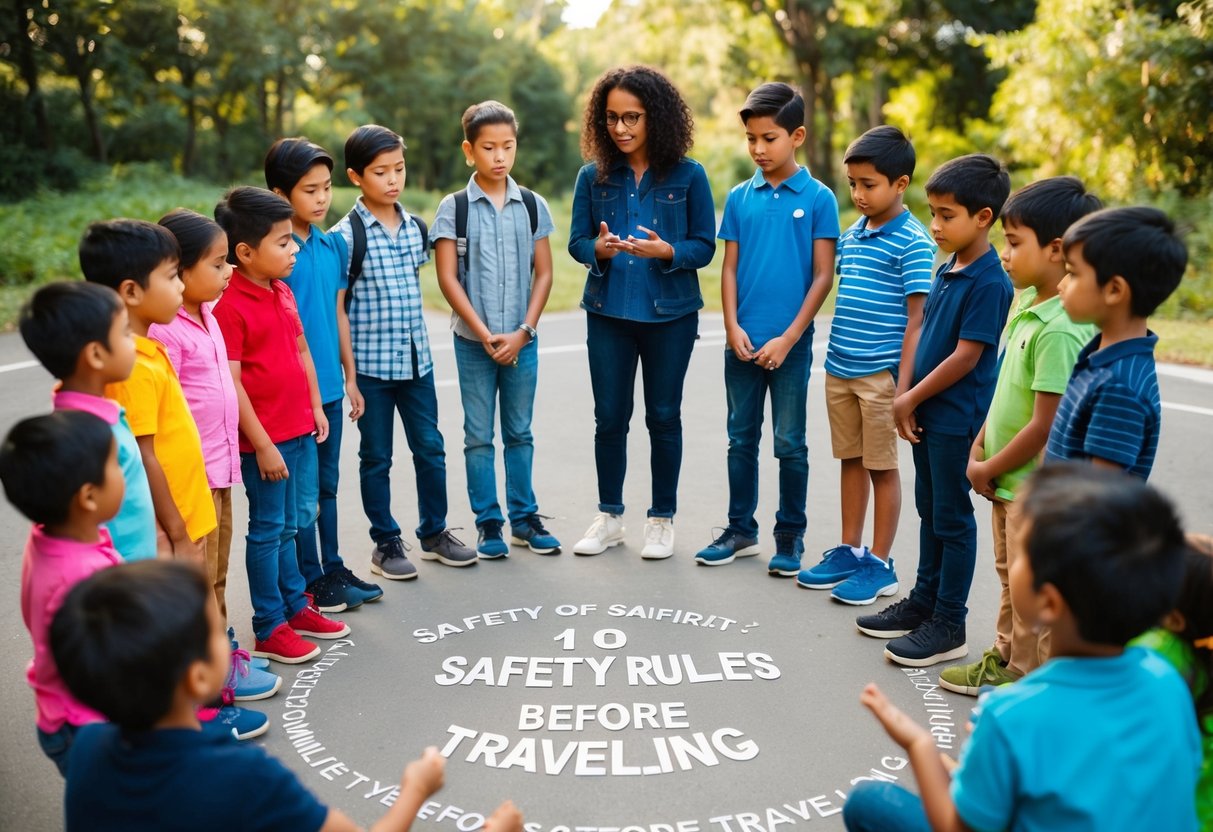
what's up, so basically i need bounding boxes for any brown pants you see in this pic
[203,487,233,623]
[991,499,1049,676]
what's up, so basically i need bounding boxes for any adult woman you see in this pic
[568,65,716,559]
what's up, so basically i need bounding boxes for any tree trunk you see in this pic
[11,0,54,149]
[273,66,287,137]
[182,81,197,176]
[77,71,106,164]
[819,72,836,190]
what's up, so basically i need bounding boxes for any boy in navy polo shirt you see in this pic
[1044,206,1188,479]
[855,154,1013,667]
[695,83,839,575]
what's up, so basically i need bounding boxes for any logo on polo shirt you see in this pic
[792,208,805,219]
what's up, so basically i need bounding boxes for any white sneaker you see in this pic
[572,512,625,555]
[640,517,675,559]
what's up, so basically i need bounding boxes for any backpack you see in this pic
[344,210,429,313]
[450,186,539,287]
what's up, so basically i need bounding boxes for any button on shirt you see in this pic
[431,175,555,340]
[149,304,242,489]
[330,198,432,381]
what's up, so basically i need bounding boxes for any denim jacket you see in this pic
[568,158,716,321]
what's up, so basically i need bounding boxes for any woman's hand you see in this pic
[621,226,674,261]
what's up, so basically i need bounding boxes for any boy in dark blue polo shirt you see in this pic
[1044,206,1187,479]
[855,154,1013,667]
[695,83,839,575]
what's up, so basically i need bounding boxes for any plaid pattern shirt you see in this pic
[330,198,432,381]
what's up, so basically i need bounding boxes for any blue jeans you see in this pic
[724,335,812,538]
[297,398,345,585]
[356,370,446,542]
[37,723,80,777]
[907,429,978,626]
[454,334,539,526]
[843,782,931,832]
[585,311,698,517]
[241,435,312,641]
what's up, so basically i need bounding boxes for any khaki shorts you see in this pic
[825,370,899,470]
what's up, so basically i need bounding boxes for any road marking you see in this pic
[1163,402,1213,418]
[0,360,38,375]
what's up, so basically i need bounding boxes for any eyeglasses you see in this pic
[605,112,644,128]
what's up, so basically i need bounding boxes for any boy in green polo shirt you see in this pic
[939,177,1101,695]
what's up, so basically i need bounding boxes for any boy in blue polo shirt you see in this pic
[1044,206,1188,479]
[855,154,1013,667]
[798,126,934,605]
[695,82,839,575]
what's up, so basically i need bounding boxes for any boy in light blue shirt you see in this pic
[799,126,934,605]
[695,83,839,575]
[845,464,1201,832]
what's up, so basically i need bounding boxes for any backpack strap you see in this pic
[519,187,539,236]
[410,213,428,253]
[344,211,367,313]
[452,189,470,286]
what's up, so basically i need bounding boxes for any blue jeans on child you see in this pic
[454,334,539,527]
[907,428,978,626]
[585,311,698,517]
[723,334,812,539]
[241,434,315,641]
[356,369,447,543]
[297,398,345,585]
[37,722,80,777]
[842,782,931,832]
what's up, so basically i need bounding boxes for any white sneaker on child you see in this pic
[641,517,675,559]
[572,512,625,555]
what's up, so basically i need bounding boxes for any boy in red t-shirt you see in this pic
[213,186,348,664]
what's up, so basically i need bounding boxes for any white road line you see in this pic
[0,360,38,375]
[1162,402,1213,418]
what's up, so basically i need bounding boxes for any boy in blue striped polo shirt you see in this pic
[797,126,934,605]
[1044,206,1188,478]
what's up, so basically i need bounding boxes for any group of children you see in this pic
[1,66,1209,829]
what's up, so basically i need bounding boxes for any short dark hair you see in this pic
[79,219,180,290]
[19,281,123,380]
[0,411,113,526]
[50,560,212,732]
[925,153,1011,218]
[264,137,335,195]
[158,209,225,271]
[843,125,916,183]
[1174,544,1213,728]
[1020,464,1185,646]
[1061,206,1188,318]
[1000,176,1103,247]
[213,186,294,264]
[462,100,518,144]
[343,124,406,176]
[739,82,805,135]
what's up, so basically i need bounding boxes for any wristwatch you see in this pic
[518,323,537,340]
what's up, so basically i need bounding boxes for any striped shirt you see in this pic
[330,198,432,381]
[1044,333,1161,479]
[825,210,934,379]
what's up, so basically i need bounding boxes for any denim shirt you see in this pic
[569,157,716,321]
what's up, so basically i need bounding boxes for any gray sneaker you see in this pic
[370,537,417,581]
[419,529,478,567]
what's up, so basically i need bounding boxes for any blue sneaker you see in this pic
[768,533,804,576]
[228,644,282,701]
[477,520,509,559]
[694,527,759,566]
[201,705,269,741]
[830,553,898,605]
[229,628,271,671]
[333,565,384,605]
[511,514,561,555]
[797,545,864,589]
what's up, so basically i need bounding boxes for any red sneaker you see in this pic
[252,623,320,663]
[288,595,351,639]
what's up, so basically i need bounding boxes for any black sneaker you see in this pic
[855,597,928,639]
[370,537,418,581]
[419,529,478,567]
[884,617,968,668]
[335,565,384,604]
[306,572,350,613]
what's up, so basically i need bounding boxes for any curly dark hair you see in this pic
[581,65,694,183]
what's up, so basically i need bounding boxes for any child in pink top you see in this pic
[0,410,125,776]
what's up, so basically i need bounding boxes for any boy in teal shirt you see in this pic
[940,177,1100,694]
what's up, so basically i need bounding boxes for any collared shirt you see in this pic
[288,225,349,404]
[52,390,156,560]
[718,166,841,348]
[826,209,935,379]
[106,336,217,541]
[149,304,242,489]
[21,525,123,732]
[329,198,432,380]
[912,246,1014,436]
[1044,332,1161,478]
[984,289,1094,498]
[432,174,555,340]
[212,271,315,453]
